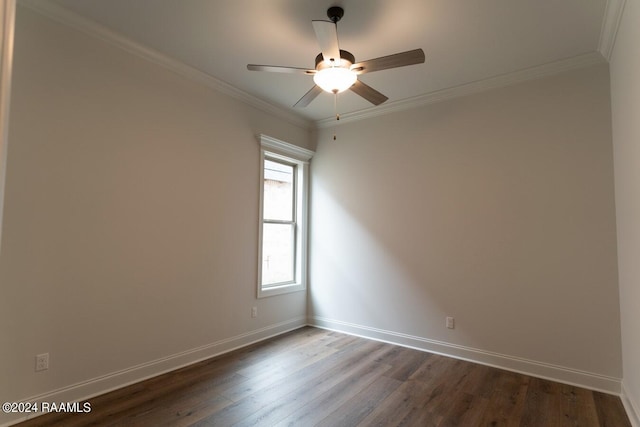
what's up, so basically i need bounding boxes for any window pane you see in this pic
[261,223,294,286]
[263,159,294,221]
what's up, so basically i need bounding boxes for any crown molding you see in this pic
[598,0,627,61]
[18,0,614,131]
[316,51,606,128]
[18,0,313,131]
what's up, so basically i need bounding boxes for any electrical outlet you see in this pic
[446,317,455,329]
[251,307,258,318]
[35,353,49,372]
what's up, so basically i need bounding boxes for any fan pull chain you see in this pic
[333,91,339,141]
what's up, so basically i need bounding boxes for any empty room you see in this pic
[0,0,638,426]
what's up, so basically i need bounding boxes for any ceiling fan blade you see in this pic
[294,85,323,108]
[351,49,425,74]
[312,20,341,64]
[349,80,388,105]
[247,64,316,75]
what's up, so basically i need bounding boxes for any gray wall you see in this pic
[0,6,310,413]
[309,63,622,390]
[611,0,640,422]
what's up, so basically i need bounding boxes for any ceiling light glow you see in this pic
[313,67,357,93]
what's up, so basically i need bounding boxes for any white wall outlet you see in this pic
[251,307,258,318]
[35,353,49,371]
[446,317,455,329]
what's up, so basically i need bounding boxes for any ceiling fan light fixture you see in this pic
[313,67,357,93]
[247,6,425,107]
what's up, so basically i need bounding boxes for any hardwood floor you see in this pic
[16,327,630,426]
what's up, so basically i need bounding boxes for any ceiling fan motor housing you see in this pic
[327,6,344,23]
[314,50,355,70]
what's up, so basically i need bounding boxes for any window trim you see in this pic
[257,135,314,298]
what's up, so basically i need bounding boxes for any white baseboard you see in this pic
[309,316,622,395]
[1,317,307,427]
[622,382,640,427]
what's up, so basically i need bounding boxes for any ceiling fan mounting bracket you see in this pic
[327,6,344,23]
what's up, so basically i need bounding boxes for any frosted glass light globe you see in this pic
[313,67,357,93]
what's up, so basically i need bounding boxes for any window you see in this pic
[258,135,313,298]
[261,158,296,286]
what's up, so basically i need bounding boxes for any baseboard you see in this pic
[1,317,307,427]
[309,316,622,395]
[622,382,640,427]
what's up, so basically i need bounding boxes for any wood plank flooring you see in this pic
[16,326,630,427]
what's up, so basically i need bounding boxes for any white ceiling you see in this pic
[30,0,611,124]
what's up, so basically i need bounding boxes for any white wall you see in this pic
[0,6,311,421]
[309,63,622,392]
[610,0,640,423]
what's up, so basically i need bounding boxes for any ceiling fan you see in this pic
[247,6,425,108]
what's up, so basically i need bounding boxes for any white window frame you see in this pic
[257,135,313,298]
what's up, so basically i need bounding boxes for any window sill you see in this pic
[258,282,306,298]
